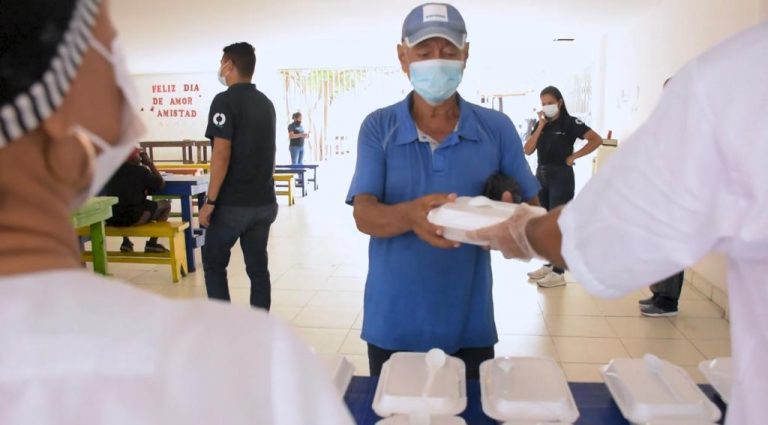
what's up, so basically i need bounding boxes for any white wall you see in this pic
[111,0,607,165]
[598,0,766,138]
[597,0,767,294]
[110,0,653,73]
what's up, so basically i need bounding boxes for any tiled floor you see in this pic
[99,154,731,384]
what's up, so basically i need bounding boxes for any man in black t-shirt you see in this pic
[287,112,308,165]
[201,42,278,310]
[104,149,171,253]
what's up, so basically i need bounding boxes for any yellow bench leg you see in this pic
[168,232,187,283]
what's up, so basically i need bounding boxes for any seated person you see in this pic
[104,149,171,253]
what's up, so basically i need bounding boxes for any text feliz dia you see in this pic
[151,84,200,118]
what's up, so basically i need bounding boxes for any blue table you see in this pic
[344,377,727,424]
[155,175,208,273]
[276,164,319,191]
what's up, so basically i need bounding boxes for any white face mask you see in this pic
[408,59,464,106]
[218,62,229,87]
[70,37,146,209]
[542,104,559,118]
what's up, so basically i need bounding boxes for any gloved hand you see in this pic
[467,203,547,260]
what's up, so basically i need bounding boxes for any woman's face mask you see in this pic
[408,59,464,106]
[70,36,146,209]
[542,104,559,118]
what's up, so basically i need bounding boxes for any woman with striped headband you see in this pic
[0,1,354,423]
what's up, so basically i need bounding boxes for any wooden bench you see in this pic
[273,174,295,206]
[157,163,210,173]
[276,164,319,191]
[77,221,189,283]
[157,167,203,176]
[274,168,307,197]
[140,140,196,164]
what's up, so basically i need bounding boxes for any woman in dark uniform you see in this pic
[524,86,602,288]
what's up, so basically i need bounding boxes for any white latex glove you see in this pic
[467,203,547,260]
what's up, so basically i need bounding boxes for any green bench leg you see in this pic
[90,221,109,275]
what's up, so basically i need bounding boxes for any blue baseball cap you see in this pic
[402,3,467,49]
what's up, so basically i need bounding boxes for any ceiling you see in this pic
[111,0,664,74]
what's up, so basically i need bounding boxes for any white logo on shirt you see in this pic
[575,118,584,125]
[423,4,448,22]
[213,113,226,127]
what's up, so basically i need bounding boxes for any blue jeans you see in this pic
[537,165,575,275]
[289,146,304,165]
[202,203,278,310]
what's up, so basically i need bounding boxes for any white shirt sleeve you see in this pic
[558,61,738,297]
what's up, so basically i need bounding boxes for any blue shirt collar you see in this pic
[393,92,480,146]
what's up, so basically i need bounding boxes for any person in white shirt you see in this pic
[471,22,767,425]
[0,1,354,424]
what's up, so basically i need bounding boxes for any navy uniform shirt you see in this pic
[205,83,276,207]
[533,114,591,166]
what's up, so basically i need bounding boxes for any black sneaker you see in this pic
[640,304,678,317]
[145,243,170,253]
[120,241,134,253]
[638,296,656,306]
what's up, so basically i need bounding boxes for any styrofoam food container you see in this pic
[601,357,721,424]
[480,357,579,423]
[427,196,519,245]
[375,414,467,425]
[318,353,355,397]
[372,352,467,417]
[698,357,732,404]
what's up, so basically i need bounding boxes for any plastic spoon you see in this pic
[496,358,514,396]
[497,358,514,373]
[421,348,447,398]
[644,353,681,401]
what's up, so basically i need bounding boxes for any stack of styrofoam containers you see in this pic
[373,351,467,425]
[480,357,579,425]
[601,355,722,424]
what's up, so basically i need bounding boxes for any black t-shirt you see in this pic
[205,83,277,207]
[104,163,164,226]
[532,114,591,166]
[288,121,305,147]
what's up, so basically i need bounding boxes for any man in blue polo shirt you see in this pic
[346,2,540,379]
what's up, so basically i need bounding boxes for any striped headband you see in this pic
[0,0,102,147]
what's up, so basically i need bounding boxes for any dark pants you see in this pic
[289,146,304,165]
[537,165,575,275]
[119,200,172,247]
[202,203,278,310]
[367,343,494,380]
[650,271,685,310]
